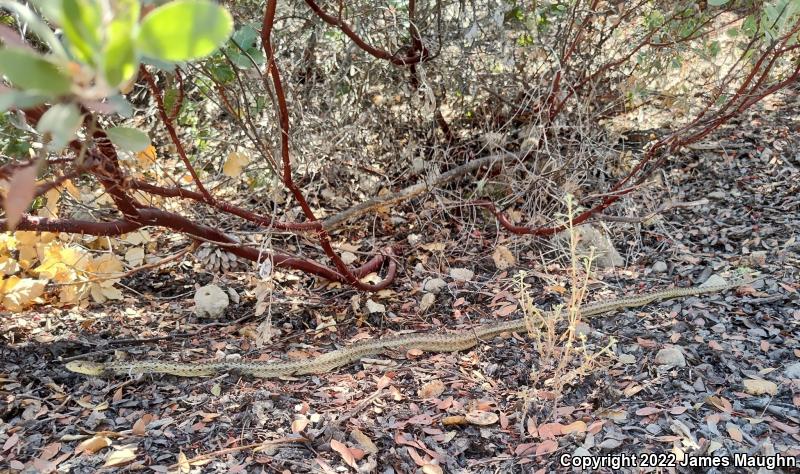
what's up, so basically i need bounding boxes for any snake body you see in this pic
[65,278,748,378]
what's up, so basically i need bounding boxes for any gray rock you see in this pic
[655,347,686,367]
[652,261,668,273]
[784,363,800,379]
[747,327,768,338]
[423,278,447,293]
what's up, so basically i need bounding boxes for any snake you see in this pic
[65,276,750,379]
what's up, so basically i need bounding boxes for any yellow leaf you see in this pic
[75,435,111,455]
[32,244,88,283]
[103,445,137,467]
[63,179,81,199]
[222,151,250,177]
[124,247,144,266]
[41,187,61,219]
[136,145,157,168]
[177,451,190,473]
[123,230,150,245]
[58,283,89,305]
[0,256,21,277]
[89,254,124,277]
[1,277,46,311]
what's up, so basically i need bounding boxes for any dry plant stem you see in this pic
[596,198,710,224]
[320,153,517,230]
[168,437,307,470]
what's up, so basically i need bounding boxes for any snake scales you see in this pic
[66,277,749,379]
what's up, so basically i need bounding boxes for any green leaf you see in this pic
[136,0,233,63]
[0,48,72,96]
[61,0,103,63]
[708,0,730,6]
[227,24,264,67]
[37,103,82,150]
[0,91,49,112]
[1,1,68,58]
[103,19,138,87]
[106,127,150,152]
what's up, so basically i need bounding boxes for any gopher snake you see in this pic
[66,277,749,379]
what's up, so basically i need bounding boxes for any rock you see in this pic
[783,363,800,379]
[423,278,447,293]
[747,327,768,338]
[449,268,474,282]
[710,323,726,334]
[749,251,767,266]
[194,284,229,318]
[707,191,727,200]
[419,293,436,312]
[652,261,668,273]
[575,322,591,338]
[618,353,636,365]
[700,274,729,288]
[655,347,686,367]
[366,299,386,313]
[743,378,778,396]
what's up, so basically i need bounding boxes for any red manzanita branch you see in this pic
[304,0,428,66]
[4,209,397,286]
[260,0,395,291]
[141,67,214,204]
[130,180,321,232]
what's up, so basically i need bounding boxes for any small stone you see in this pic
[575,322,591,337]
[450,268,474,282]
[783,363,800,379]
[419,293,436,312]
[708,191,727,200]
[366,299,385,313]
[655,347,686,367]
[618,353,636,365]
[710,323,726,334]
[645,424,662,435]
[194,284,229,318]
[749,251,767,266]
[652,261,668,273]
[747,327,768,338]
[423,278,447,293]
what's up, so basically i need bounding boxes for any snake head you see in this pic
[65,360,106,376]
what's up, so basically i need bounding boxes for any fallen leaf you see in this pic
[292,416,309,433]
[418,380,445,399]
[743,378,778,396]
[465,410,498,426]
[3,433,19,451]
[132,414,154,436]
[726,423,743,443]
[349,429,378,454]
[177,451,190,473]
[706,396,733,413]
[422,464,443,474]
[492,245,516,270]
[561,420,587,434]
[75,435,112,455]
[330,439,357,469]
[103,445,137,467]
[222,151,250,177]
[537,423,564,439]
[636,407,662,416]
[536,439,558,456]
